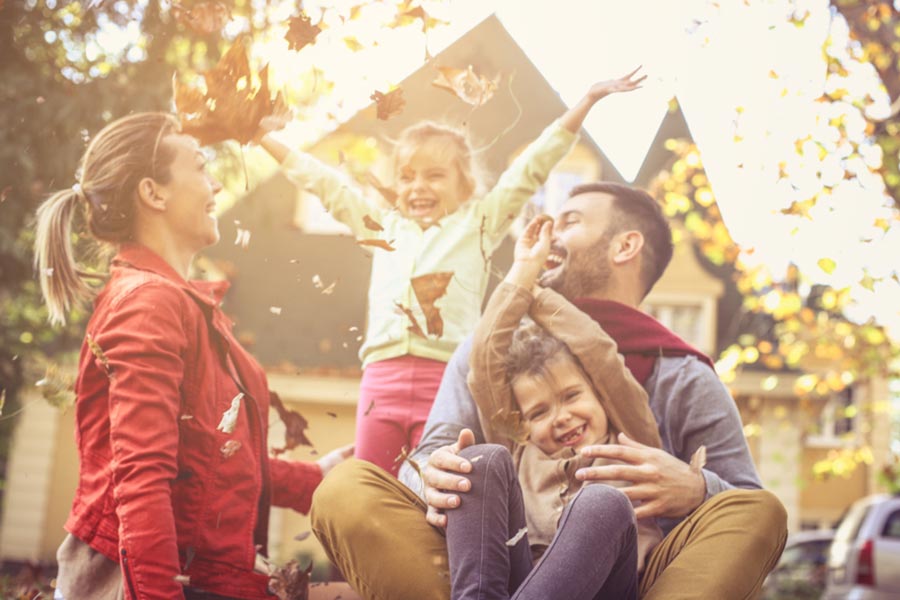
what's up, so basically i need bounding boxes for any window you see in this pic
[642,295,716,355]
[882,510,900,539]
[808,387,857,445]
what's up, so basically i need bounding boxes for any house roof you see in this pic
[204,14,722,370]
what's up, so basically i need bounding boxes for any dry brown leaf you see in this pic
[370,88,406,120]
[285,12,321,52]
[365,172,399,205]
[432,65,498,107]
[395,445,422,479]
[394,302,427,338]
[174,38,285,146]
[86,333,111,376]
[411,272,453,337]
[357,238,396,251]
[172,1,231,35]
[392,1,448,32]
[269,391,313,455]
[363,214,384,231]
[269,560,312,600]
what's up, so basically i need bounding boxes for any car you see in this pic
[823,493,900,599]
[762,529,835,600]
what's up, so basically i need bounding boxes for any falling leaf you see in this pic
[0,186,11,203]
[270,306,282,315]
[817,258,837,275]
[432,65,498,107]
[294,531,312,541]
[365,172,398,205]
[859,271,881,291]
[363,399,375,416]
[285,12,321,52]
[411,272,453,337]
[363,215,384,231]
[394,302,427,338]
[36,364,74,408]
[768,69,779,79]
[505,527,527,547]
[312,274,338,294]
[326,411,337,418]
[874,217,890,232]
[370,88,406,120]
[217,392,244,434]
[395,445,422,479]
[270,391,313,455]
[234,227,251,248]
[392,1,448,32]
[174,38,286,145]
[86,333,111,376]
[171,1,231,35]
[343,36,365,52]
[269,560,312,600]
[689,445,707,473]
[0,389,5,416]
[220,439,242,458]
[357,238,396,251]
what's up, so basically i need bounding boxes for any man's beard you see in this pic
[540,232,614,301]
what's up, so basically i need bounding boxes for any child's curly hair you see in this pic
[505,319,578,385]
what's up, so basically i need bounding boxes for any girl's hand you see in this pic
[252,102,292,145]
[585,66,646,103]
[316,443,354,477]
[507,215,553,289]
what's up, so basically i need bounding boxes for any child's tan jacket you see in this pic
[467,282,663,569]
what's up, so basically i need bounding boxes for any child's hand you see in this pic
[585,66,647,103]
[507,215,553,289]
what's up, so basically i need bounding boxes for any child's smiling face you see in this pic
[394,140,472,225]
[512,353,609,455]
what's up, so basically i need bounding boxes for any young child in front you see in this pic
[448,215,663,600]
[257,69,645,476]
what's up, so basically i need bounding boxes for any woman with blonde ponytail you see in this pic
[37,112,351,600]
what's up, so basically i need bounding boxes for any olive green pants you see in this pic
[311,459,787,600]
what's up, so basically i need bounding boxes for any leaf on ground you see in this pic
[174,37,286,145]
[506,527,528,547]
[411,272,453,337]
[432,65,498,107]
[217,392,244,434]
[269,560,312,600]
[394,302,427,338]
[285,12,322,52]
[86,333,111,376]
[365,172,398,205]
[357,238,396,251]
[362,214,384,231]
[171,1,232,35]
[270,391,313,455]
[370,88,406,120]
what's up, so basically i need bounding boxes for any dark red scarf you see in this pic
[573,298,715,385]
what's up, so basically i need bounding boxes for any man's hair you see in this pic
[568,181,673,297]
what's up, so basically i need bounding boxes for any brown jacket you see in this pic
[467,282,662,567]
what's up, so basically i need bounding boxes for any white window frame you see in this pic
[641,291,718,356]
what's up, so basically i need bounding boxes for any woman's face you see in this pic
[156,134,223,252]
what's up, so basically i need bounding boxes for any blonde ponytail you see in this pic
[33,189,92,326]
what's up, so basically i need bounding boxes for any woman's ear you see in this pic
[611,231,644,265]
[136,177,166,211]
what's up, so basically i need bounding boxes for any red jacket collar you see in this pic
[112,243,230,308]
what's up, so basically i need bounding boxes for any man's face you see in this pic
[540,192,618,300]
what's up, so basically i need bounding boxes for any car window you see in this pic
[835,504,872,543]
[881,509,900,539]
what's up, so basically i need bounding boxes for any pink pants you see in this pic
[355,355,447,477]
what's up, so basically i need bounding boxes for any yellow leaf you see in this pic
[818,257,837,274]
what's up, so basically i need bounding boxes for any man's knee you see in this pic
[705,489,788,559]
[311,458,386,532]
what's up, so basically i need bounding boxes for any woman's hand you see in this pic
[507,215,553,289]
[316,443,354,477]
